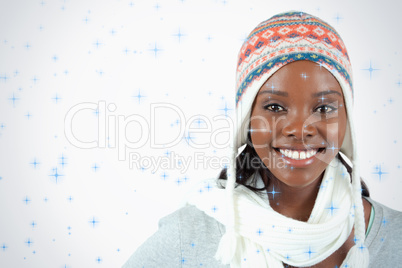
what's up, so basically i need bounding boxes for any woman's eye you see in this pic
[315,105,337,114]
[264,104,285,112]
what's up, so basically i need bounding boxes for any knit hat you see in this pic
[218,11,369,266]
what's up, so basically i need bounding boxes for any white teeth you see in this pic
[307,150,317,158]
[278,148,318,160]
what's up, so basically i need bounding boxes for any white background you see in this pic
[0,0,401,267]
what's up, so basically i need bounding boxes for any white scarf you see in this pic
[187,157,368,267]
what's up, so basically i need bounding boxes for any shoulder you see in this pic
[364,197,402,266]
[164,204,225,230]
[367,197,402,230]
[158,204,226,244]
[122,205,227,268]
[179,203,226,232]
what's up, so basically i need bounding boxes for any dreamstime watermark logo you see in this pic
[64,100,342,171]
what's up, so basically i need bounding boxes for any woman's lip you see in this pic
[274,147,325,153]
[274,148,325,168]
[274,147,325,151]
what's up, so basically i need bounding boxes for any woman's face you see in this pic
[250,60,347,188]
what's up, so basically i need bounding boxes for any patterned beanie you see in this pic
[220,10,369,266]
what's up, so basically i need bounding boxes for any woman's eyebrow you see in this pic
[258,89,288,97]
[258,89,341,97]
[312,90,342,97]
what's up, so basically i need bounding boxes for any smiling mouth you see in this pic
[274,148,326,160]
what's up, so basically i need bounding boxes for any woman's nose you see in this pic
[281,114,317,140]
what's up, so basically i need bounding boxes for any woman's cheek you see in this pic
[250,121,273,149]
[250,131,266,149]
[323,120,346,149]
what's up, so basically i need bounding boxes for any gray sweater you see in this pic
[123,198,402,267]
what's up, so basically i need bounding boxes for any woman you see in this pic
[123,11,402,267]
